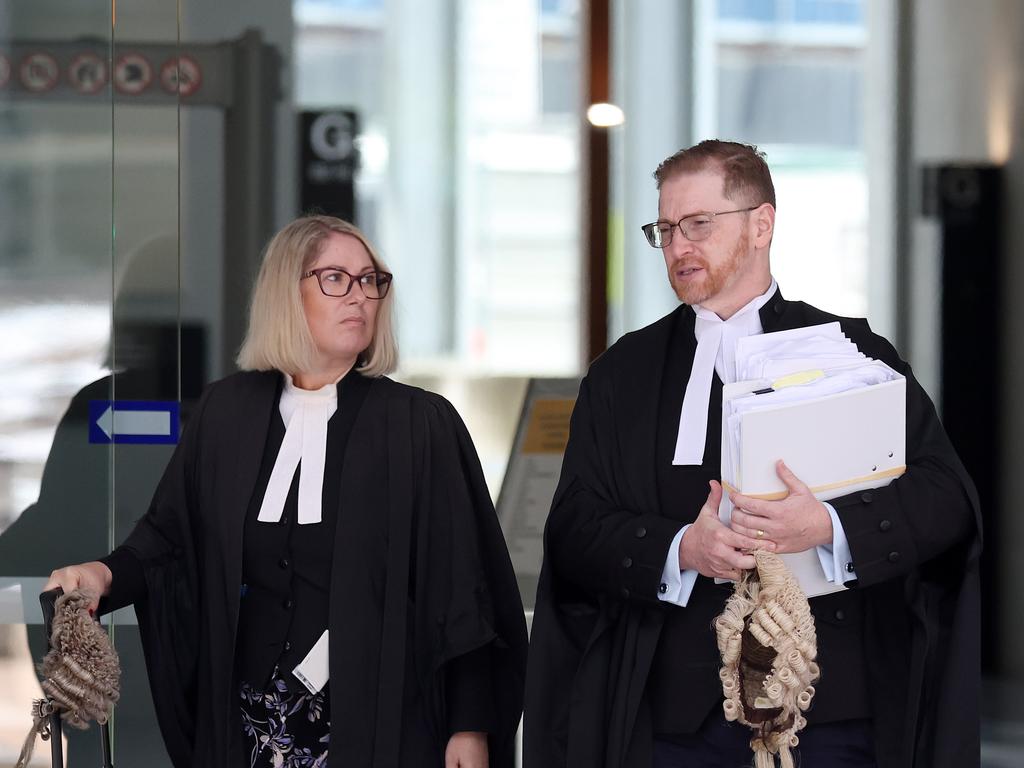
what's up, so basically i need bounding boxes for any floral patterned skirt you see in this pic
[239,672,330,768]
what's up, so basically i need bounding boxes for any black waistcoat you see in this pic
[235,369,370,691]
[647,308,871,735]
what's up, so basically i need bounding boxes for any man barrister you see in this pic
[524,140,981,768]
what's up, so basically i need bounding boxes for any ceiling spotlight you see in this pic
[586,102,625,128]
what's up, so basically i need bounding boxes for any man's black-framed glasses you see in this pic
[302,267,393,299]
[641,206,758,248]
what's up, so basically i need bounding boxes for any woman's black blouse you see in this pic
[234,369,369,689]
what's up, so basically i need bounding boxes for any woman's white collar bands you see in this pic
[257,373,341,525]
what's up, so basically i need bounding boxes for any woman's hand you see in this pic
[445,731,488,768]
[43,561,113,614]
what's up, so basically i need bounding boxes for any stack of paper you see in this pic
[718,323,907,597]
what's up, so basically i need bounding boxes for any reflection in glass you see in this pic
[0,18,114,768]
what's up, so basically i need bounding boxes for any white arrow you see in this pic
[96,406,172,438]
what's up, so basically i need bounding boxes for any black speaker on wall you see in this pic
[921,163,1001,673]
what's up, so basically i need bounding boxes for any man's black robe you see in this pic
[103,371,528,767]
[524,292,981,768]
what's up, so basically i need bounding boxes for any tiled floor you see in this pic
[0,624,51,767]
[983,678,1024,767]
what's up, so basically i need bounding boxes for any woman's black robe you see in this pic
[102,371,528,767]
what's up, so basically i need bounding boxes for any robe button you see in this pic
[279,558,290,569]
[622,557,633,568]
[860,491,873,503]
[845,562,855,573]
[879,519,892,532]
[280,515,290,526]
[887,551,900,563]
[635,527,647,538]
[773,302,784,315]
[659,583,668,594]
[620,587,630,599]
[834,609,846,621]
[284,641,291,652]
[283,598,294,610]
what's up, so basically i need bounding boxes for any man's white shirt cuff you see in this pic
[657,525,699,607]
[816,502,858,584]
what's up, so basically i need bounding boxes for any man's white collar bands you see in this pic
[672,280,778,466]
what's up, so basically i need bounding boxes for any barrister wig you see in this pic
[714,550,820,768]
[16,590,121,768]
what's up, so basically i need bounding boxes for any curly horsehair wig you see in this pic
[16,589,121,768]
[715,549,820,768]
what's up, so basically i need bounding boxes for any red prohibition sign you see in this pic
[20,52,59,93]
[69,52,108,95]
[160,54,202,97]
[114,53,153,95]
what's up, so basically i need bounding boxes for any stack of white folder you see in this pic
[718,322,907,597]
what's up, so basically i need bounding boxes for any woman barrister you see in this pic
[44,215,529,768]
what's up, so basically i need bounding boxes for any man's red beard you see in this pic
[669,230,749,306]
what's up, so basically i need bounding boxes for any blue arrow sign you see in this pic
[88,400,180,445]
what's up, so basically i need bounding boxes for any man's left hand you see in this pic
[728,460,833,554]
[445,731,488,768]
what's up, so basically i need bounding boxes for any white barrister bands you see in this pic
[673,281,777,466]
[257,374,340,525]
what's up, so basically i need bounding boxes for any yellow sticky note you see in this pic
[771,369,825,390]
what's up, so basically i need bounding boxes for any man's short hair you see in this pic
[236,214,398,378]
[654,139,776,209]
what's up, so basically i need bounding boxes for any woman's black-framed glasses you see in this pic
[641,206,758,248]
[302,267,393,299]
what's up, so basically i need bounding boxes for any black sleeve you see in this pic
[97,545,146,613]
[445,645,495,735]
[544,375,681,606]
[413,392,528,766]
[548,481,681,605]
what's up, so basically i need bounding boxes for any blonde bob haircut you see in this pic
[236,215,398,378]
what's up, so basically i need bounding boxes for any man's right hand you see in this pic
[678,481,773,581]
[43,561,112,615]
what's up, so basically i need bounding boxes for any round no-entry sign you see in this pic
[114,53,153,95]
[69,52,108,95]
[20,52,59,92]
[160,55,201,97]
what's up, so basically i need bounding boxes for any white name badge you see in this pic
[292,630,329,695]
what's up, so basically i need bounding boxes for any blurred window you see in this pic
[698,0,871,317]
[294,0,582,493]
[718,0,863,25]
